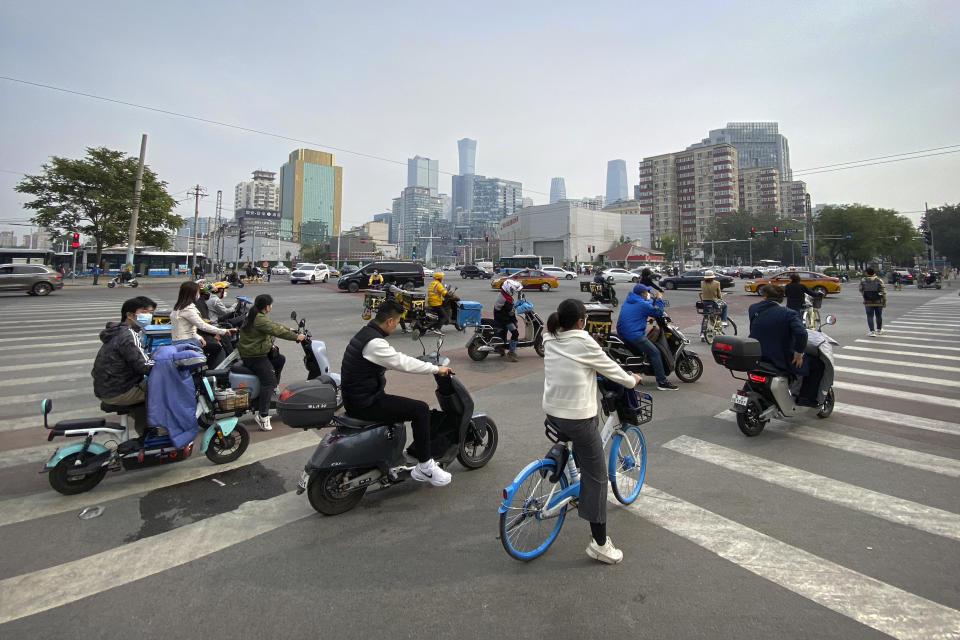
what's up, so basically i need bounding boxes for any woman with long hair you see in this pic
[236,294,304,430]
[169,281,234,367]
[542,298,641,564]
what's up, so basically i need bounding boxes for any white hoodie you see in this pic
[542,329,636,419]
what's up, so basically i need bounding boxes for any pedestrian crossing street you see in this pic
[0,296,958,637]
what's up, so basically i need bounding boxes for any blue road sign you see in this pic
[801,242,809,257]
[844,233,853,239]
[785,228,799,234]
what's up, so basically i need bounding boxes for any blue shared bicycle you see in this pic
[498,380,652,561]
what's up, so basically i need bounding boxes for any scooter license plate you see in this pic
[731,393,749,407]
[297,470,309,492]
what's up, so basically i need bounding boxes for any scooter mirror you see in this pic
[824,315,837,325]
[290,311,297,320]
[662,299,671,308]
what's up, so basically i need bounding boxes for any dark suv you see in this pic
[460,264,492,279]
[337,261,425,293]
[0,263,64,296]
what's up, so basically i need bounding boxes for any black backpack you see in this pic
[861,277,882,302]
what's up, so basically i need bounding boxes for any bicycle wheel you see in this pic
[499,459,570,561]
[609,425,647,504]
[726,318,738,336]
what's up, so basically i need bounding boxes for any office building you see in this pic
[458,138,477,175]
[373,212,396,243]
[576,196,606,211]
[392,186,444,257]
[605,159,629,205]
[234,170,279,213]
[738,167,781,216]
[638,143,739,245]
[689,122,792,181]
[0,231,15,248]
[471,176,523,225]
[236,208,282,236]
[178,216,214,238]
[407,156,439,197]
[279,149,342,244]
[549,177,566,204]
[601,199,653,248]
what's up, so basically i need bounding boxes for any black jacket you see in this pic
[92,322,153,398]
[493,298,516,327]
[784,281,815,310]
[747,301,807,372]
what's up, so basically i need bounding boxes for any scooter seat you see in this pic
[332,414,385,430]
[230,363,254,376]
[100,402,134,415]
[50,417,108,430]
[754,361,791,377]
[206,367,232,378]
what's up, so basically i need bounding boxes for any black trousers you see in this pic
[347,394,431,463]
[429,305,449,330]
[242,351,286,416]
[547,414,606,523]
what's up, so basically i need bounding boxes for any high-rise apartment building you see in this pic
[689,122,792,181]
[279,149,342,244]
[234,170,280,213]
[471,176,523,225]
[407,156,439,197]
[392,186,444,256]
[605,160,629,205]
[638,143,739,244]
[782,180,811,218]
[549,178,566,204]
[457,138,477,175]
[738,167,781,216]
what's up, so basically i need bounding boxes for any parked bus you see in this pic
[497,254,555,274]
[0,248,56,265]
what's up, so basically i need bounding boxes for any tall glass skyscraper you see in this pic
[549,177,566,204]
[605,160,628,205]
[407,156,439,196]
[457,138,477,175]
[688,122,792,181]
[279,149,342,244]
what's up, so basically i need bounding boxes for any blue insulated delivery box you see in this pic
[457,301,482,327]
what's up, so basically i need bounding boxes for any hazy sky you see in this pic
[1,0,958,237]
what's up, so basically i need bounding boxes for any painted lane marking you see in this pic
[0,330,108,343]
[875,330,960,338]
[833,403,960,437]
[713,411,960,477]
[0,339,101,351]
[887,322,960,331]
[663,436,960,542]
[0,358,92,374]
[617,487,960,640]
[0,492,315,624]
[834,354,960,373]
[0,374,90,389]
[872,333,960,344]
[0,430,320,528]
[832,381,960,409]
[0,407,98,433]
[842,346,955,361]
[835,366,960,389]
[853,339,960,352]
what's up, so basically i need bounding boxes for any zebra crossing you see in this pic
[0,295,957,637]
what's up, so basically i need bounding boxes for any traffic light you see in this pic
[772,226,778,238]
[70,232,80,249]
[484,233,489,242]
[238,248,244,260]
[923,230,932,246]
[238,229,246,244]
[458,234,463,245]
[750,227,756,238]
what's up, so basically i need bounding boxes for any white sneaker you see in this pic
[410,459,451,486]
[868,331,876,337]
[876,329,883,335]
[722,321,729,327]
[255,414,272,431]
[586,537,623,564]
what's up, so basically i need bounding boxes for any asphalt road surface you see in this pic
[0,275,958,640]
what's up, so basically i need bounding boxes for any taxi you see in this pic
[743,270,842,295]
[491,269,559,292]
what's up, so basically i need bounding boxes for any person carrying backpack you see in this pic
[859,267,886,337]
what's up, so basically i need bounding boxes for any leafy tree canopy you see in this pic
[814,204,922,268]
[920,203,959,267]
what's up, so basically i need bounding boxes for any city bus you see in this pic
[497,254,555,274]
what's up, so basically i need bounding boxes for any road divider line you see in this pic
[877,329,960,338]
[833,403,960,437]
[0,430,320,528]
[663,435,960,542]
[0,358,92,374]
[834,354,960,373]
[872,333,960,344]
[713,411,960,477]
[0,339,101,351]
[888,322,960,330]
[854,339,960,352]
[617,487,960,640]
[0,491,315,625]
[842,346,955,361]
[832,381,960,409]
[0,374,90,389]
[1,386,92,406]
[0,330,106,343]
[834,366,960,389]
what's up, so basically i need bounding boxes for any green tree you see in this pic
[657,233,678,262]
[921,203,960,268]
[15,147,181,284]
[704,209,791,265]
[814,204,921,269]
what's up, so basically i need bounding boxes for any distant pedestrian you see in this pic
[266,266,272,282]
[859,267,886,337]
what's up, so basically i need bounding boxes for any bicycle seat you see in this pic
[333,414,386,430]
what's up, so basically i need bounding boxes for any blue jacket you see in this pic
[147,344,206,447]
[616,292,664,343]
[747,300,807,372]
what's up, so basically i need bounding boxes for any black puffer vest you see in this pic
[341,321,388,411]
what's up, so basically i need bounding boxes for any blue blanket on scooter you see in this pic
[147,344,206,447]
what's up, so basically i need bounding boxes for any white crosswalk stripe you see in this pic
[854,338,960,352]
[832,381,960,409]
[834,353,960,373]
[843,345,955,360]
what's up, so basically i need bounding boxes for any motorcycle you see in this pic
[579,280,618,307]
[601,300,704,383]
[106,272,138,288]
[411,287,462,335]
[711,316,838,437]
[225,271,246,288]
[466,294,545,360]
[917,273,942,290]
[39,359,249,495]
[285,334,498,515]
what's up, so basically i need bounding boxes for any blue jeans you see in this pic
[701,300,727,327]
[865,306,883,331]
[625,335,667,384]
[506,322,519,353]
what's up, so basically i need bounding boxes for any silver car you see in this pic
[0,263,64,296]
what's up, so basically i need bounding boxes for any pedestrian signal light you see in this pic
[70,232,80,248]
[238,229,247,244]
[772,226,779,237]
[238,248,244,260]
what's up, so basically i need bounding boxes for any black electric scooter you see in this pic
[603,300,704,383]
[580,280,618,307]
[283,335,499,515]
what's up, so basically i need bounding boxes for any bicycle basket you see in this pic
[598,378,653,425]
[811,295,823,309]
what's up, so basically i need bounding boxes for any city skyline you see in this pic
[1,1,957,235]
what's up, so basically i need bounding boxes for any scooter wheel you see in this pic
[107,282,116,288]
[205,425,250,464]
[817,388,835,419]
[534,338,545,357]
[130,281,139,288]
[458,417,499,469]
[675,353,704,383]
[48,453,107,495]
[467,338,488,361]
[736,403,767,437]
[308,468,370,515]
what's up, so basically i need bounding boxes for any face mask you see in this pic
[135,313,153,327]
[195,295,200,302]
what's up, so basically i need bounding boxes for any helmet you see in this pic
[502,279,523,296]
[212,281,229,290]
[200,284,213,294]
[433,271,444,280]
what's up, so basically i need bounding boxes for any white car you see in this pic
[602,268,639,283]
[290,263,330,284]
[541,266,577,280]
[271,265,290,276]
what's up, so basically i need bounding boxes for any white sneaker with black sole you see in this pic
[410,459,451,486]
[657,381,679,391]
[255,414,272,431]
[586,537,623,564]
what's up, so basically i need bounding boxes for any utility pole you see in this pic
[213,190,222,267]
[925,202,935,270]
[187,184,207,271]
[125,134,148,270]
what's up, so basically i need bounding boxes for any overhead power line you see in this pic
[792,144,960,173]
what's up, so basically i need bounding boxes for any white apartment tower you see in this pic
[234,170,280,212]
